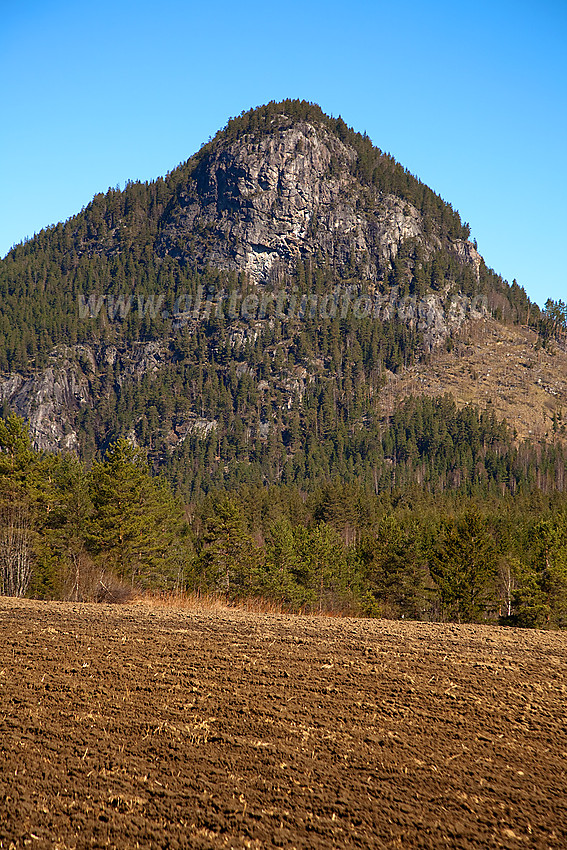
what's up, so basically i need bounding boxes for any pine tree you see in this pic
[89,438,185,589]
[198,495,262,599]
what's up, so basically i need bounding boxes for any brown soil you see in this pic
[0,599,566,849]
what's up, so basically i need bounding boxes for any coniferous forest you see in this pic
[0,100,566,625]
[2,410,566,629]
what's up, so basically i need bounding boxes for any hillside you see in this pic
[383,317,567,442]
[0,99,564,498]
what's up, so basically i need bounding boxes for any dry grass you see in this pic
[134,590,359,618]
[135,590,284,614]
[381,318,567,442]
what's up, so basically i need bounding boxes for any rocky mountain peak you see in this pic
[157,106,477,284]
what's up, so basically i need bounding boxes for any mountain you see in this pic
[0,99,565,499]
[155,104,476,283]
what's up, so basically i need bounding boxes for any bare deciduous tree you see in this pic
[0,497,33,597]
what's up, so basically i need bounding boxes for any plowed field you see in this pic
[0,599,566,849]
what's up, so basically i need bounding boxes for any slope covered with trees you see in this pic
[0,100,533,372]
[0,102,565,625]
[1,414,566,627]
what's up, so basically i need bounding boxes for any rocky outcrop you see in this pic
[0,342,175,453]
[452,239,482,281]
[376,288,488,350]
[0,346,96,452]
[107,341,171,386]
[157,118,472,283]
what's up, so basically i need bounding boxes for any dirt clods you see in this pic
[0,599,565,848]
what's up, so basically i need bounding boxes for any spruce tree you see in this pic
[429,510,497,622]
[89,438,185,590]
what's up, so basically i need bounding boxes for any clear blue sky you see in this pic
[1,0,565,307]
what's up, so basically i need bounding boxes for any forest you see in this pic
[1,412,565,628]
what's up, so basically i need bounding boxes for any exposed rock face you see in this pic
[0,342,186,453]
[452,239,482,281]
[158,119,472,283]
[0,349,92,452]
[376,288,488,350]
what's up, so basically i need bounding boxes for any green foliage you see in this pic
[89,438,186,589]
[293,522,363,613]
[197,495,262,599]
[0,422,190,599]
[0,414,566,627]
[358,515,430,619]
[514,514,567,627]
[429,510,498,622]
[38,455,95,600]
[262,518,367,613]
[263,518,311,607]
[0,415,35,483]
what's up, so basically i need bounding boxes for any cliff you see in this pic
[157,113,481,284]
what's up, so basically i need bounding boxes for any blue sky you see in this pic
[1,0,565,307]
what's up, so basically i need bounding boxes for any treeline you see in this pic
[1,414,566,628]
